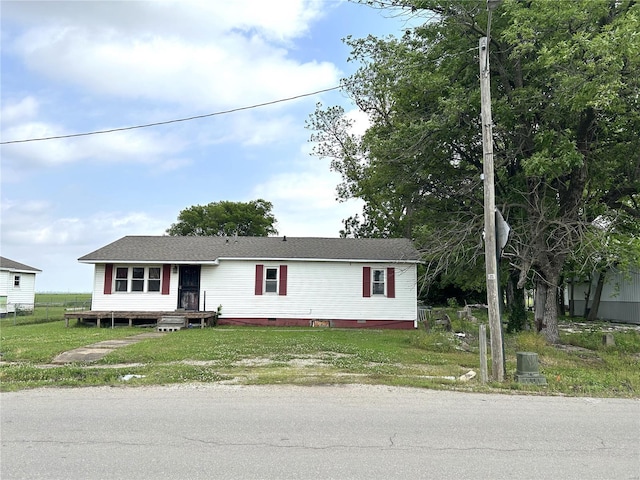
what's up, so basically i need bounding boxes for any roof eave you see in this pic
[0,267,42,273]
[218,257,422,263]
[79,259,221,265]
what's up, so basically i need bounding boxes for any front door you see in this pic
[178,265,200,311]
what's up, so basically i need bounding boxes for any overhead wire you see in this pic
[0,85,342,145]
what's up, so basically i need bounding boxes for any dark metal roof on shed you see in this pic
[78,236,422,264]
[0,256,42,272]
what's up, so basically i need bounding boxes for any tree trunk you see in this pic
[534,281,546,332]
[586,270,606,322]
[535,272,562,344]
[542,284,560,343]
[506,269,526,332]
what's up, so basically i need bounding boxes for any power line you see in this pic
[1,86,342,145]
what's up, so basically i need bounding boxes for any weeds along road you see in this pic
[1,384,639,480]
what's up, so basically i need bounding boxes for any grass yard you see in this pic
[33,293,92,305]
[1,311,638,396]
[0,293,92,327]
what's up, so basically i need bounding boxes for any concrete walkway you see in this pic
[50,332,165,364]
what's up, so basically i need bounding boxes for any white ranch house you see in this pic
[0,256,41,315]
[71,236,422,329]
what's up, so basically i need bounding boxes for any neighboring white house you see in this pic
[76,235,422,329]
[0,257,42,315]
[568,267,640,324]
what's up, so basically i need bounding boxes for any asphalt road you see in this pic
[1,384,638,480]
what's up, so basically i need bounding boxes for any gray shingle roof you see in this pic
[0,256,41,272]
[78,236,422,263]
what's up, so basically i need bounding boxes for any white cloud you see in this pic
[0,96,39,125]
[251,152,364,237]
[1,201,167,248]
[6,1,339,110]
[1,113,186,172]
[240,114,300,146]
[1,1,342,173]
[345,108,372,137]
[3,0,326,43]
[0,203,173,291]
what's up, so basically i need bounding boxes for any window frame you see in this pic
[113,266,163,293]
[115,267,129,292]
[131,267,145,292]
[372,268,385,296]
[13,275,21,288]
[363,266,395,298]
[148,267,161,292]
[264,266,279,294]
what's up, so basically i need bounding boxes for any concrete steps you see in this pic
[156,316,187,332]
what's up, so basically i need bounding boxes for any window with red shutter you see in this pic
[104,264,113,295]
[387,267,395,298]
[255,264,264,295]
[279,265,288,296]
[363,266,371,297]
[162,264,171,295]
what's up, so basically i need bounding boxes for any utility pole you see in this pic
[479,33,504,382]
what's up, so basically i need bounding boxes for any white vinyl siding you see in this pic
[91,264,179,311]
[200,260,417,321]
[90,260,418,322]
[0,270,9,297]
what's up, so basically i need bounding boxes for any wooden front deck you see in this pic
[63,310,218,328]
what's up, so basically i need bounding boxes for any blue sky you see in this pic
[1,0,417,292]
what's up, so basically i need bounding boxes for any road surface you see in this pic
[2,384,638,479]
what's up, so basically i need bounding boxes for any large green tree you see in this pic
[166,199,278,237]
[308,0,640,343]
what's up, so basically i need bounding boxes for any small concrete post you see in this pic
[602,333,615,346]
[515,352,547,384]
[479,324,488,384]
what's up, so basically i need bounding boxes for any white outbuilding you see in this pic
[0,256,41,315]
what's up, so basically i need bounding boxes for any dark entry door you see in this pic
[178,265,201,311]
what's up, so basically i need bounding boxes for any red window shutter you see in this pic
[162,264,171,295]
[104,264,113,295]
[387,267,395,298]
[255,264,264,295]
[279,265,288,296]
[363,266,371,297]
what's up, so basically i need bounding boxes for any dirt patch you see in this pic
[553,344,594,354]
[559,321,640,333]
[231,352,353,368]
